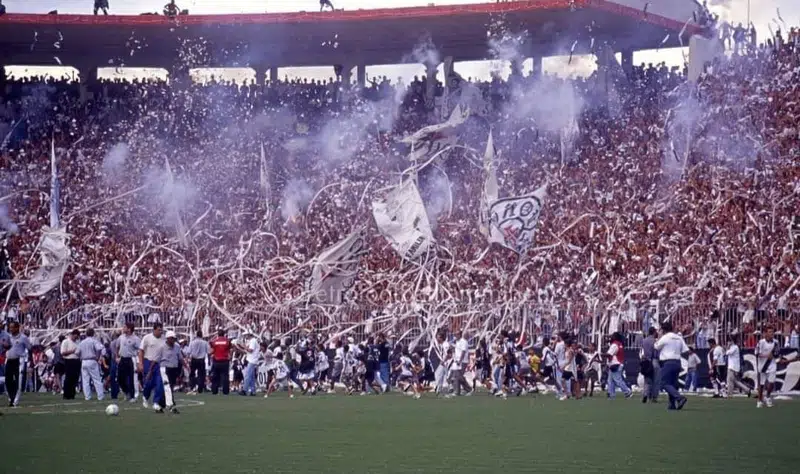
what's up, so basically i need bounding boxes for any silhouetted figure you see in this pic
[93,0,109,15]
[320,0,334,12]
[164,0,179,17]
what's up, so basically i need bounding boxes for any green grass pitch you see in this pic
[2,392,799,473]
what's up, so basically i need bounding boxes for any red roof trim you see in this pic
[0,0,701,34]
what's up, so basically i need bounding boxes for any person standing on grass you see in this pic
[237,334,261,396]
[707,338,726,398]
[0,320,10,396]
[584,343,601,397]
[78,328,106,401]
[139,323,167,413]
[450,329,473,396]
[50,338,64,395]
[561,339,577,399]
[429,330,450,395]
[605,332,632,399]
[554,333,568,400]
[376,332,391,393]
[160,331,183,414]
[684,347,700,393]
[60,329,81,399]
[755,326,785,408]
[640,327,660,404]
[187,331,209,394]
[3,321,31,407]
[654,321,689,411]
[210,328,232,395]
[116,323,140,402]
[724,335,751,398]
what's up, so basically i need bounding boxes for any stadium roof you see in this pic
[0,0,704,69]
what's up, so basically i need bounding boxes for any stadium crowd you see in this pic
[0,23,799,352]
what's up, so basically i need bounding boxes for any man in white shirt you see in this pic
[755,326,784,408]
[725,336,751,397]
[554,333,568,400]
[78,328,106,401]
[139,323,167,413]
[3,321,32,407]
[116,322,141,402]
[239,334,261,396]
[708,338,726,397]
[685,348,701,393]
[60,329,81,399]
[605,332,632,399]
[187,331,209,394]
[654,321,689,411]
[449,330,472,396]
[429,331,450,395]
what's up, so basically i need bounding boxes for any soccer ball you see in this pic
[105,404,120,416]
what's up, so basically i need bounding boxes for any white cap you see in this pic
[165,330,177,339]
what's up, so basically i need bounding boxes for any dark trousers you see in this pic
[190,358,206,393]
[211,360,230,395]
[5,358,23,405]
[165,367,180,387]
[109,358,119,399]
[117,357,135,400]
[63,359,81,399]
[660,359,683,408]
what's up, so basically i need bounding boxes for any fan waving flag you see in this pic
[401,104,469,164]
[372,179,435,261]
[308,228,368,304]
[488,184,547,254]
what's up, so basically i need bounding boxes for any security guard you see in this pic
[78,328,106,401]
[3,321,31,407]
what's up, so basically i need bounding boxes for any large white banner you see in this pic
[372,179,435,260]
[479,131,499,238]
[21,226,70,297]
[308,228,367,304]
[488,185,547,254]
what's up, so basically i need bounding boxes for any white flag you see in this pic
[260,142,271,223]
[308,228,368,304]
[401,104,469,163]
[488,185,547,254]
[164,158,188,248]
[21,226,70,297]
[372,179,435,260]
[50,137,60,229]
[479,131,499,238]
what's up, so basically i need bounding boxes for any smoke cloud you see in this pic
[281,178,315,222]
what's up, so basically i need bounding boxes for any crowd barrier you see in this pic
[13,300,800,351]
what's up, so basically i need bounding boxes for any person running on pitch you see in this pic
[654,321,689,411]
[264,352,294,399]
[724,335,751,397]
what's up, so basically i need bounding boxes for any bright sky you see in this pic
[3,0,797,83]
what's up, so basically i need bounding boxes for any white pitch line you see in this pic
[26,399,205,415]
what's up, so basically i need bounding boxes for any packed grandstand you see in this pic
[0,7,798,352]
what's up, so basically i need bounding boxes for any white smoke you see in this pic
[281,178,315,222]
[422,169,452,231]
[144,162,198,241]
[101,142,130,185]
[0,203,19,235]
[407,35,440,67]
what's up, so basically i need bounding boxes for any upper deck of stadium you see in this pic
[0,0,705,70]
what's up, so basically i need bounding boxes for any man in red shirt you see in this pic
[210,328,232,395]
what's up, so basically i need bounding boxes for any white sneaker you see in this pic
[413,393,421,400]
[757,401,764,408]
[263,394,269,398]
[766,397,773,408]
[289,394,295,399]
[142,400,149,409]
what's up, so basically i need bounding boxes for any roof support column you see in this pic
[76,65,97,103]
[269,66,278,84]
[356,64,366,88]
[531,56,543,78]
[424,60,439,111]
[621,50,633,77]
